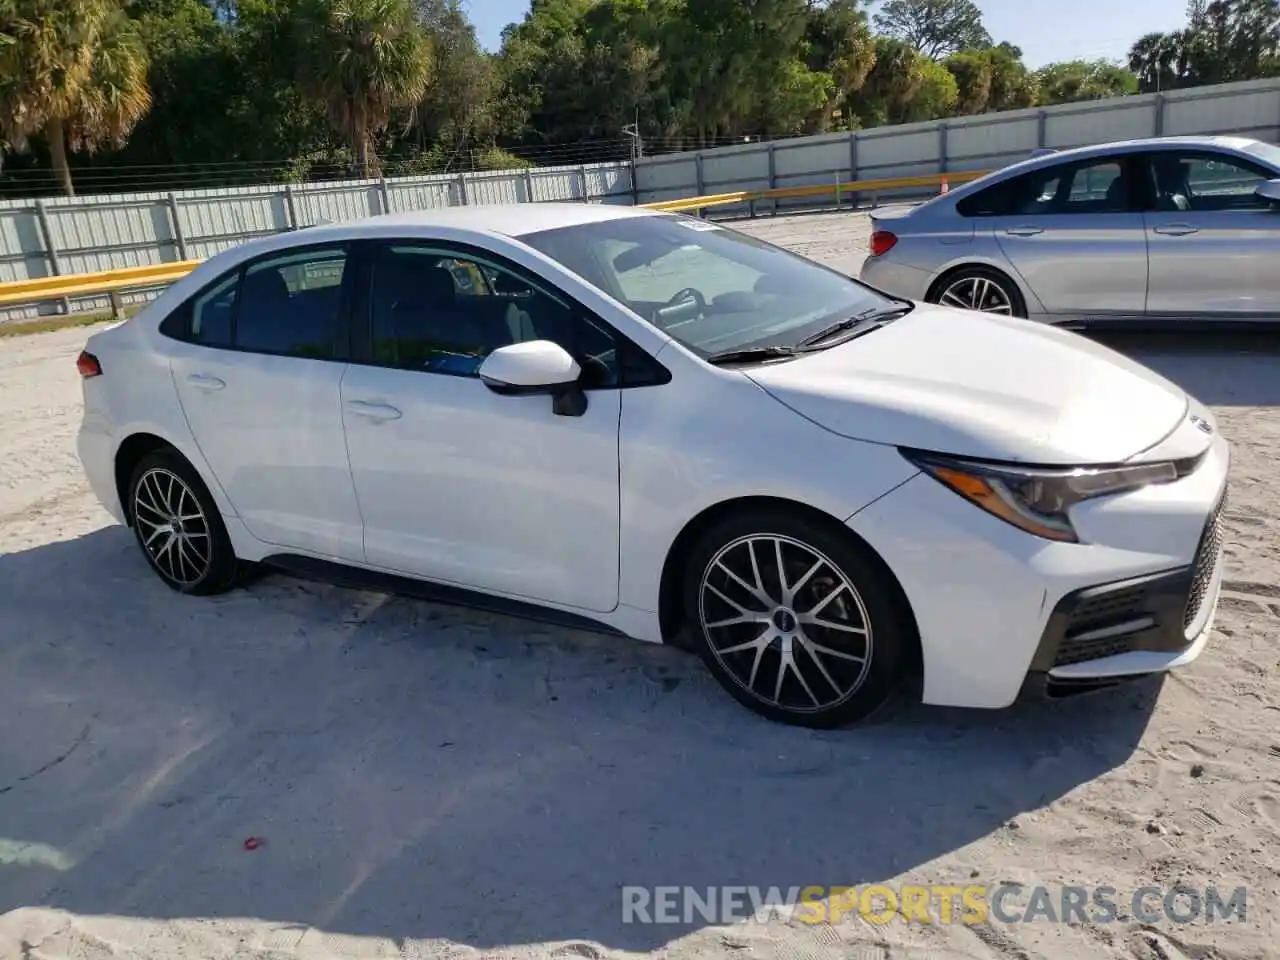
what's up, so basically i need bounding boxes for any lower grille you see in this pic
[1183,486,1228,632]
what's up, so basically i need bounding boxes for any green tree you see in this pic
[945,49,993,114]
[0,0,151,196]
[873,0,991,59]
[293,0,432,177]
[1035,59,1138,104]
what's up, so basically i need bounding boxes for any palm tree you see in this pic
[294,0,433,179]
[0,0,151,197]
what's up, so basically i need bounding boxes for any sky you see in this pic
[466,0,1190,69]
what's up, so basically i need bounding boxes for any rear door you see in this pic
[164,244,366,561]
[1141,148,1280,320]
[985,154,1149,318]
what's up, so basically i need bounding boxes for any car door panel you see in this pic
[171,349,364,560]
[993,213,1148,315]
[341,241,622,614]
[1142,150,1280,319]
[341,367,621,612]
[165,244,366,562]
[987,155,1148,317]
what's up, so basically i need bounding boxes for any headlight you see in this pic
[900,449,1181,542]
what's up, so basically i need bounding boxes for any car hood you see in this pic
[744,305,1191,465]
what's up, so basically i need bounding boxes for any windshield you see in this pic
[518,214,897,356]
[1242,140,1280,172]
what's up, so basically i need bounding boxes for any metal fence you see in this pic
[0,162,635,319]
[3,75,1279,320]
[634,76,1280,212]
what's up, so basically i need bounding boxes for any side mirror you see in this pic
[478,340,588,417]
[1254,178,1280,205]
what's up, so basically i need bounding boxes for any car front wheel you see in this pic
[127,450,240,595]
[682,509,911,728]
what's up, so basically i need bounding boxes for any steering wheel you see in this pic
[665,287,707,312]
[651,287,707,329]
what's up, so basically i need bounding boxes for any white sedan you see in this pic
[75,203,1229,727]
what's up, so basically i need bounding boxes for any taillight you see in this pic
[76,350,102,378]
[869,230,898,257]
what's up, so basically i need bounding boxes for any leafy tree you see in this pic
[874,0,991,58]
[1129,0,1279,91]
[293,0,432,177]
[945,50,993,114]
[0,0,151,196]
[1036,59,1138,103]
[410,0,498,151]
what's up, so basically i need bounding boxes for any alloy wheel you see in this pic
[939,275,1014,314]
[133,467,213,586]
[697,534,873,714]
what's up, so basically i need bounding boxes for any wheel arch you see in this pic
[114,433,181,526]
[925,261,1035,317]
[657,495,923,687]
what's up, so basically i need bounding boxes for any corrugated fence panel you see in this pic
[775,136,851,181]
[635,156,698,199]
[181,192,281,246]
[1045,99,1158,148]
[857,125,940,177]
[946,113,1040,170]
[46,200,173,274]
[385,177,456,212]
[296,184,380,225]
[531,167,585,201]
[0,208,51,282]
[1164,82,1280,139]
[585,163,632,200]
[467,173,524,205]
[702,145,769,190]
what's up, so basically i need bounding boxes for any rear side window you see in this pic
[159,246,349,360]
[957,158,1131,217]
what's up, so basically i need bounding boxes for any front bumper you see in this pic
[1019,483,1226,700]
[846,432,1230,709]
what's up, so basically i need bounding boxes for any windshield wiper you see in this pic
[799,302,914,348]
[704,345,801,366]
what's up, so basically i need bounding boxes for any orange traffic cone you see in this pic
[939,177,950,195]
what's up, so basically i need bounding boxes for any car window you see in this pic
[519,214,898,357]
[366,245,623,387]
[190,273,237,347]
[957,158,1129,217]
[234,247,348,358]
[1149,151,1273,212]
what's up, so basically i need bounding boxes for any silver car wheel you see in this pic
[698,534,873,713]
[939,275,1014,314]
[133,467,212,585]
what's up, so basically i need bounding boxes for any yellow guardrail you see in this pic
[0,259,202,307]
[0,169,992,310]
[639,169,992,213]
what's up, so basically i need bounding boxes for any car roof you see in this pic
[934,135,1268,204]
[311,202,659,240]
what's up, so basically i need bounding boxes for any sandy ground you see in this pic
[1,211,1279,960]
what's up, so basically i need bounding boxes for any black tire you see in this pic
[928,265,1028,319]
[126,449,240,595]
[682,508,912,728]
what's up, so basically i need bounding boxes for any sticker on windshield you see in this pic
[677,219,724,231]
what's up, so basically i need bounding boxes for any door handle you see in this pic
[186,373,225,391]
[1004,226,1044,237]
[345,400,402,422]
[1153,223,1199,237]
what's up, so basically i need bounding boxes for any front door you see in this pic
[167,243,366,561]
[340,241,622,613]
[1142,149,1280,320]
[989,154,1149,318]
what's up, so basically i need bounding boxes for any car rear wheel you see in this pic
[930,266,1026,318]
[682,509,911,728]
[127,450,240,595]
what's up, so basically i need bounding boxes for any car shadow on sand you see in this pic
[0,524,1164,952]
[1088,328,1280,407]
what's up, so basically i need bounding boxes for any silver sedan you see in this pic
[859,135,1280,325]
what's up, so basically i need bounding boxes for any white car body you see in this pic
[76,203,1229,721]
